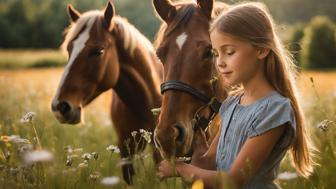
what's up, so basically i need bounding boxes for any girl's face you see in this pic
[210,30,263,86]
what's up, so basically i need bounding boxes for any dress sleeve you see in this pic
[247,98,296,138]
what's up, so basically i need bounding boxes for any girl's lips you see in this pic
[222,71,233,75]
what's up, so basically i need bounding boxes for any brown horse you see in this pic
[152,0,229,159]
[51,2,162,184]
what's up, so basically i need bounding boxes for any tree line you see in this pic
[0,0,335,68]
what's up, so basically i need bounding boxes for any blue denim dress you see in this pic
[216,91,296,189]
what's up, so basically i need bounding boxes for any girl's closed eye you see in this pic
[226,50,235,56]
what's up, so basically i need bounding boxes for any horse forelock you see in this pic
[61,10,102,55]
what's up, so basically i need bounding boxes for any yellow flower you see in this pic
[191,179,204,189]
[0,136,10,142]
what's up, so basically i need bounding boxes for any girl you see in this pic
[157,2,316,189]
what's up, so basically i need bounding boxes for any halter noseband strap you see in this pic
[160,80,221,131]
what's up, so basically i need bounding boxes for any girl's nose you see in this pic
[216,57,226,68]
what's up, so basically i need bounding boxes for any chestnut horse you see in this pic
[152,0,229,159]
[51,2,162,184]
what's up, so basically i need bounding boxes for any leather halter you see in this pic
[160,80,221,131]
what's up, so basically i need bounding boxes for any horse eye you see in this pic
[89,48,104,57]
[203,46,214,60]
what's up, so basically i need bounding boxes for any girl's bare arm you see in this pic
[172,124,286,188]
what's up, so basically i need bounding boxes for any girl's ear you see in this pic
[257,47,270,60]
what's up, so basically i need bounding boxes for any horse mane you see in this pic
[113,16,155,56]
[61,10,155,57]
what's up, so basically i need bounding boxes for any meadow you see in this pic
[0,55,335,188]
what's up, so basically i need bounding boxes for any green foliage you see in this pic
[0,0,161,49]
[300,16,336,69]
[261,0,336,23]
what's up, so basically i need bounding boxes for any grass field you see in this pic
[0,66,335,188]
[0,50,66,69]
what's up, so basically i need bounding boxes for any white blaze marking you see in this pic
[52,17,96,106]
[176,32,188,50]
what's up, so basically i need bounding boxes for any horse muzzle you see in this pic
[51,100,82,124]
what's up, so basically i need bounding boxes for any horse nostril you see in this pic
[51,102,57,111]
[57,101,72,115]
[174,123,186,144]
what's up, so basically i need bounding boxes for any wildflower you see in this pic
[0,136,10,142]
[277,171,298,180]
[177,156,191,162]
[100,176,120,186]
[64,145,73,154]
[89,172,100,181]
[73,148,83,153]
[23,150,53,165]
[78,160,89,168]
[7,135,21,142]
[4,151,11,161]
[20,112,36,123]
[139,129,152,143]
[82,153,92,160]
[1,135,22,143]
[151,108,161,116]
[191,179,204,189]
[91,152,99,160]
[131,131,138,137]
[317,120,334,132]
[13,138,31,145]
[18,144,33,154]
[209,76,218,85]
[106,145,120,153]
[116,158,132,167]
[66,158,72,167]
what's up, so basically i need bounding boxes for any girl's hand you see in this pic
[157,160,178,179]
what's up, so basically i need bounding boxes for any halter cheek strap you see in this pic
[160,80,221,131]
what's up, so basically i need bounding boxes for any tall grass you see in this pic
[0,68,335,189]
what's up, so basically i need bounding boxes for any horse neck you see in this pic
[112,26,162,119]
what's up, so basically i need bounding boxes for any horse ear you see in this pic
[67,4,81,22]
[152,0,176,23]
[104,1,115,29]
[197,0,214,19]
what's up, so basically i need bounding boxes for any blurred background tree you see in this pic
[300,16,336,69]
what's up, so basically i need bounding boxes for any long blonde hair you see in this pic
[210,2,316,177]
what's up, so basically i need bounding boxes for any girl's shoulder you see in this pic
[248,91,297,138]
